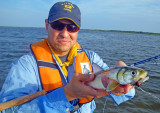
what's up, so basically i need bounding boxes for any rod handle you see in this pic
[0,90,46,111]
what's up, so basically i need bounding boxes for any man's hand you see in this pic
[64,61,134,101]
[64,73,110,101]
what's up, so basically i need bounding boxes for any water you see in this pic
[0,27,160,113]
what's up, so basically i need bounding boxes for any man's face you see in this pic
[45,19,79,56]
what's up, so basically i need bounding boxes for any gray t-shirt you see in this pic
[59,54,68,63]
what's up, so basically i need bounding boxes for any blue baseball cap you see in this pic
[48,1,81,28]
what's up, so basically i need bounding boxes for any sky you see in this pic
[0,0,160,33]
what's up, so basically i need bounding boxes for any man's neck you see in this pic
[53,50,69,56]
[59,54,68,63]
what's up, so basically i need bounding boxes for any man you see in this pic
[0,1,135,113]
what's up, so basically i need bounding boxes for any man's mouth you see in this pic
[58,40,69,44]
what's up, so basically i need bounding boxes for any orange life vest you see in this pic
[31,39,93,104]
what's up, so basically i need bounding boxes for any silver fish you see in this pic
[88,66,149,91]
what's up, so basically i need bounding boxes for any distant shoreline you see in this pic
[81,29,160,36]
[0,26,160,36]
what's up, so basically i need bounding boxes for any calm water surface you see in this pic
[0,27,160,113]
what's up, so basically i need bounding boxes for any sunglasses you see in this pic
[50,21,79,32]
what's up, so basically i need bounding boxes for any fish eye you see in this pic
[131,71,137,76]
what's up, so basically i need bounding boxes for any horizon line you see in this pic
[0,26,160,35]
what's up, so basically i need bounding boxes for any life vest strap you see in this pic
[37,60,58,69]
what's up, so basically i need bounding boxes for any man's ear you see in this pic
[45,19,49,32]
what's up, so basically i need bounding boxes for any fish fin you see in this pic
[106,80,119,92]
[92,63,103,74]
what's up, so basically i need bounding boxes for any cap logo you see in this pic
[61,2,74,12]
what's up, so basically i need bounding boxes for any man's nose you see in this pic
[60,26,69,38]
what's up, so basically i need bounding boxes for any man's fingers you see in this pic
[124,84,134,94]
[69,73,110,99]
[96,91,110,98]
[115,61,127,66]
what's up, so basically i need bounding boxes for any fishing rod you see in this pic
[0,90,46,111]
[0,54,160,111]
[128,54,160,66]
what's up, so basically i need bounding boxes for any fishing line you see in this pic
[137,87,160,102]
[102,98,107,113]
[128,54,160,66]
[12,106,18,113]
